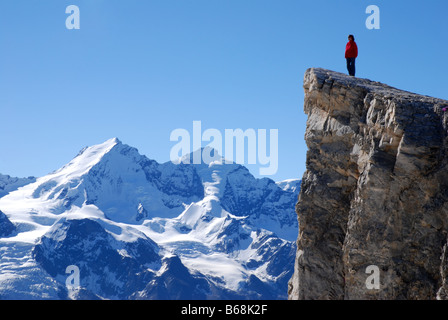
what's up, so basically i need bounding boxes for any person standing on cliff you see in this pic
[345,35,358,76]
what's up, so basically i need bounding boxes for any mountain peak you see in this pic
[52,138,123,178]
[176,146,231,167]
[0,137,299,299]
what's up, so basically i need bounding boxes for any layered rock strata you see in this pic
[289,68,448,300]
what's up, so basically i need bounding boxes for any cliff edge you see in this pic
[288,68,448,300]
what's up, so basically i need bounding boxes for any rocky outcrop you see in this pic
[289,68,448,300]
[0,210,16,237]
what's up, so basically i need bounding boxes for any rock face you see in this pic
[0,210,16,237]
[289,68,448,300]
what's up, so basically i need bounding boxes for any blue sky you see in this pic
[0,0,447,182]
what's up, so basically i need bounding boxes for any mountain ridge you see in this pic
[0,138,300,299]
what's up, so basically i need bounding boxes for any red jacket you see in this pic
[345,40,358,58]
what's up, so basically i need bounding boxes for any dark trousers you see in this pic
[346,58,356,76]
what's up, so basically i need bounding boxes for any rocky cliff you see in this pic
[289,68,448,300]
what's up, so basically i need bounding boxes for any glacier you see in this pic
[0,138,299,299]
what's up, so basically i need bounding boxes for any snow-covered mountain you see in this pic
[0,138,300,299]
[0,174,35,198]
[276,179,302,194]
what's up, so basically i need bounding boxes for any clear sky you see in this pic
[0,0,447,182]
